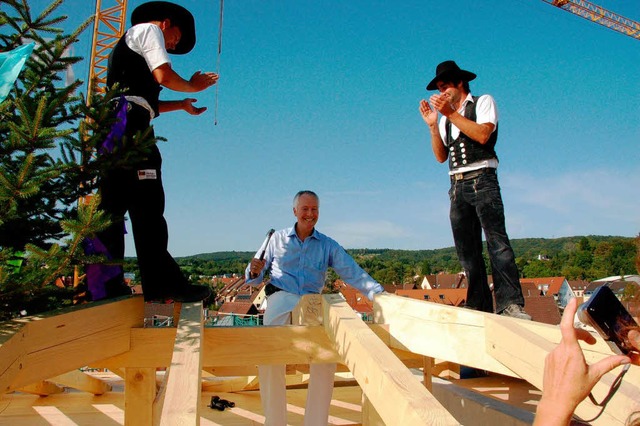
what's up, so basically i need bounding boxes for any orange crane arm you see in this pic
[87,0,128,99]
[541,0,640,40]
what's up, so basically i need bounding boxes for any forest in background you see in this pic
[125,235,639,286]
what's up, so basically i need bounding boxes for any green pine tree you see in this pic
[0,0,155,320]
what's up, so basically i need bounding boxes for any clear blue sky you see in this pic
[44,0,640,257]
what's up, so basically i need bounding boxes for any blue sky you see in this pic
[44,0,640,257]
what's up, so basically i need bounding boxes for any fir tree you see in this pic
[0,0,155,320]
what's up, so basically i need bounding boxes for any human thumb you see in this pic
[590,355,630,383]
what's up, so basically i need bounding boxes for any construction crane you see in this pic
[87,0,128,100]
[541,0,640,41]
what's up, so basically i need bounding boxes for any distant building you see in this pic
[395,288,467,307]
[421,272,473,290]
[520,277,572,307]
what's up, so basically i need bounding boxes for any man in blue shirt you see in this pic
[246,190,383,426]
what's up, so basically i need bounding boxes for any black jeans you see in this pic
[97,103,189,300]
[448,171,524,313]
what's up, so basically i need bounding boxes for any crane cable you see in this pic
[214,0,224,125]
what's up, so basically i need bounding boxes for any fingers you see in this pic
[250,258,265,275]
[191,71,218,90]
[190,106,206,115]
[559,298,579,342]
[574,327,597,345]
[419,99,431,114]
[589,355,630,382]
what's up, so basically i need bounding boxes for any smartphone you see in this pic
[577,285,638,355]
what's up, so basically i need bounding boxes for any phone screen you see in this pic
[581,285,638,354]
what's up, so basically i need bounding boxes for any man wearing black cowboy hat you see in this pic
[419,60,530,320]
[95,1,218,302]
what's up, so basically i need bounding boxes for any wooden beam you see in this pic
[50,370,112,395]
[485,317,640,426]
[0,297,143,394]
[17,380,64,396]
[373,292,517,377]
[322,294,459,425]
[201,376,256,393]
[125,367,156,426]
[98,325,342,368]
[100,362,125,379]
[362,393,385,426]
[159,302,204,425]
[423,357,434,391]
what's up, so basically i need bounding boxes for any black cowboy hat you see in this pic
[426,60,476,90]
[131,1,196,54]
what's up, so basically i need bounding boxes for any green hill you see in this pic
[165,235,637,284]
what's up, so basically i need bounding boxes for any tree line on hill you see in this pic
[161,235,638,287]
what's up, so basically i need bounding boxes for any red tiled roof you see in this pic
[568,279,590,291]
[423,273,468,289]
[520,277,566,296]
[333,280,374,313]
[144,302,175,318]
[218,301,259,315]
[522,296,562,325]
[520,282,542,297]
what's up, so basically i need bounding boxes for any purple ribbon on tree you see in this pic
[98,96,128,155]
[83,237,123,301]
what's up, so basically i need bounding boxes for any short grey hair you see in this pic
[293,190,319,208]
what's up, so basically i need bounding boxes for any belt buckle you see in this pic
[454,173,464,181]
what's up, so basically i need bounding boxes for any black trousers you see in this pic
[97,103,188,299]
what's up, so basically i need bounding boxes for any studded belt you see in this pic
[451,167,496,183]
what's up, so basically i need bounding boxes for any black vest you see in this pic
[445,96,498,171]
[107,33,162,116]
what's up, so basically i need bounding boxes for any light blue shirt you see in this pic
[245,226,383,300]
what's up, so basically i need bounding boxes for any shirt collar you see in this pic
[288,224,319,241]
[459,92,474,112]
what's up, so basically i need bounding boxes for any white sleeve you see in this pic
[125,23,171,72]
[438,116,448,142]
[475,94,499,128]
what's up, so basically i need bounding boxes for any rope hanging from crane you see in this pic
[214,0,224,125]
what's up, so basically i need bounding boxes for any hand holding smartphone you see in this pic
[577,285,639,355]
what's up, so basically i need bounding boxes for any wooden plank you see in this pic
[159,302,203,425]
[423,357,434,391]
[125,367,156,426]
[94,323,423,372]
[323,294,459,425]
[0,297,143,394]
[362,393,385,426]
[98,325,342,368]
[17,380,64,396]
[203,366,258,377]
[201,376,256,392]
[50,370,112,395]
[292,294,324,326]
[485,316,640,426]
[100,362,125,379]
[373,292,517,377]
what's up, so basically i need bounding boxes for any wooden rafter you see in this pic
[1,294,639,425]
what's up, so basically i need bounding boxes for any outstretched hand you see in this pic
[182,98,207,115]
[419,99,438,127]
[533,298,631,425]
[189,71,219,91]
